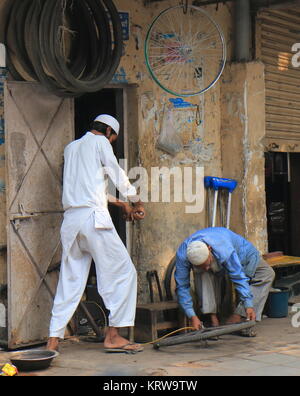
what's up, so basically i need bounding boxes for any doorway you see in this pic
[265,152,300,256]
[74,89,128,335]
[75,88,126,246]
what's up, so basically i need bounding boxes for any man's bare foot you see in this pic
[46,337,59,351]
[210,314,220,327]
[104,328,143,352]
[226,314,243,324]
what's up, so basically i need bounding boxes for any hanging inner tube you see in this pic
[3,0,123,97]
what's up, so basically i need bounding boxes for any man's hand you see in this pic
[121,203,135,222]
[132,202,146,221]
[120,202,146,222]
[190,316,203,331]
[246,307,256,321]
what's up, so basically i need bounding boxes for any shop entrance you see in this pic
[265,152,300,256]
[74,88,128,335]
[75,88,126,246]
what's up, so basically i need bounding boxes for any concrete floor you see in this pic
[1,315,300,376]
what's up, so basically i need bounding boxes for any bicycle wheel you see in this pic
[145,5,226,97]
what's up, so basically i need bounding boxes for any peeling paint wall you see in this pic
[0,0,269,305]
[220,62,267,254]
[0,67,7,286]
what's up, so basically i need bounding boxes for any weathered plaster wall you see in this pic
[0,0,7,287]
[0,1,268,305]
[0,67,7,286]
[113,0,235,301]
[220,62,268,254]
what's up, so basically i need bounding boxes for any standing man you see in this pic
[47,114,145,353]
[175,227,275,333]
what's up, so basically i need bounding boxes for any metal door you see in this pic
[4,81,74,349]
[256,7,300,151]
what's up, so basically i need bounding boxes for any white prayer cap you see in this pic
[187,241,209,266]
[94,114,120,135]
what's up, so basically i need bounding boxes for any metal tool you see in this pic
[153,320,256,349]
[204,176,237,228]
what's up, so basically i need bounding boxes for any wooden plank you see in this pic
[267,255,300,268]
[136,301,178,311]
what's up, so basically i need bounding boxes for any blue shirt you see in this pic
[174,227,260,318]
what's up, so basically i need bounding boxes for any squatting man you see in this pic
[47,114,145,353]
[175,227,275,334]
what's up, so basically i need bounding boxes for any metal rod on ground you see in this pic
[153,320,256,348]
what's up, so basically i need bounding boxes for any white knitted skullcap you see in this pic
[94,114,120,135]
[187,241,209,266]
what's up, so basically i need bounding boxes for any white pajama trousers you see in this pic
[49,213,137,339]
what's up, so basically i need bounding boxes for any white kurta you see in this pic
[49,132,138,338]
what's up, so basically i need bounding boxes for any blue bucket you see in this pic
[266,287,290,318]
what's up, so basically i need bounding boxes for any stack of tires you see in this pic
[3,0,123,97]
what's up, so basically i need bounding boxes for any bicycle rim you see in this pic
[145,5,226,97]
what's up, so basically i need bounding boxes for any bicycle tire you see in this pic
[153,320,256,348]
[4,0,124,97]
[8,0,37,80]
[3,0,25,81]
[28,0,69,97]
[164,256,176,301]
[51,0,121,93]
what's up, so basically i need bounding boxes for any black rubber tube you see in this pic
[153,320,257,348]
[3,0,123,97]
[6,0,34,80]
[28,0,68,96]
[51,0,121,92]
[3,0,24,81]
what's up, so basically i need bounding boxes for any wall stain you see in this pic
[10,132,27,190]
